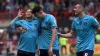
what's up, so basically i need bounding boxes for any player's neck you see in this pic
[42,12,46,18]
[26,17,33,20]
[79,12,85,19]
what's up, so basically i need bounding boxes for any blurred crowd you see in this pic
[0,0,100,13]
[0,29,19,55]
[0,0,100,23]
[0,0,100,21]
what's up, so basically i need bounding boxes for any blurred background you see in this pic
[0,0,100,56]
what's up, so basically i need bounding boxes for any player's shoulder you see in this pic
[17,20,26,23]
[46,14,55,18]
[46,14,55,21]
[32,17,40,23]
[33,17,39,21]
[19,20,26,21]
[73,17,79,21]
[85,14,95,20]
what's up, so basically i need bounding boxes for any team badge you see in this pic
[45,21,48,25]
[83,22,87,26]
[34,24,38,27]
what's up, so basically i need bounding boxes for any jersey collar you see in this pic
[78,14,87,19]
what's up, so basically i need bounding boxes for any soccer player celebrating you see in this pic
[32,6,59,56]
[58,4,100,56]
[10,9,39,56]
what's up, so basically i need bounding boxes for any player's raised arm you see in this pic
[10,10,24,28]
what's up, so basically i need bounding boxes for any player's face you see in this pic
[35,10,43,18]
[74,4,82,15]
[25,9,32,18]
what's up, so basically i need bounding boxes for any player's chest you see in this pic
[40,19,50,28]
[75,19,90,30]
[23,21,38,30]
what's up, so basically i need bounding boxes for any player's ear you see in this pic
[40,10,43,14]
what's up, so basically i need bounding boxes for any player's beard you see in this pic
[75,11,81,17]
[75,13,79,17]
[26,16,33,19]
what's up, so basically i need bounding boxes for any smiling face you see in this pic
[74,4,84,16]
[25,9,33,18]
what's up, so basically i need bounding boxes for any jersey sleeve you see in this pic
[49,15,57,29]
[15,21,23,28]
[91,16,100,28]
[10,17,20,28]
[71,20,76,30]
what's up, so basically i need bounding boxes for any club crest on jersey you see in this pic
[83,22,87,26]
[34,24,38,27]
[45,21,48,25]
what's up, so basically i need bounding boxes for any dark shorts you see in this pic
[40,49,59,56]
[17,50,35,56]
[76,50,94,56]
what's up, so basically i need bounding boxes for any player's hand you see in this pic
[16,27,26,33]
[17,9,24,18]
[48,47,53,56]
[57,32,61,35]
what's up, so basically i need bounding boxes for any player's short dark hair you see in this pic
[32,5,43,14]
[79,4,85,9]
[76,3,85,9]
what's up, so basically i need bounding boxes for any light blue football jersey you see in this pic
[10,17,39,53]
[38,14,59,50]
[72,14,100,52]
